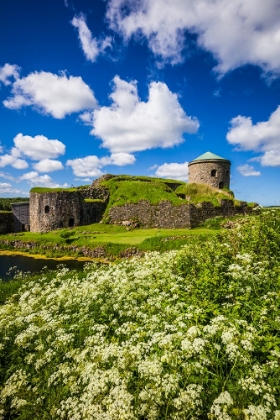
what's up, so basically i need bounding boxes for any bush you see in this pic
[0,210,279,419]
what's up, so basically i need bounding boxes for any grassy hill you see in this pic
[30,175,242,210]
[99,175,237,210]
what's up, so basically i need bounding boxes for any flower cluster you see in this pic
[0,210,279,419]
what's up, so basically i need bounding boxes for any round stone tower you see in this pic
[188,151,230,189]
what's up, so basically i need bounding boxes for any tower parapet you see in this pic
[188,151,230,189]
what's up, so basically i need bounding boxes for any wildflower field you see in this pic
[0,210,280,419]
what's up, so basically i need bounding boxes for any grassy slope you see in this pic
[175,182,235,206]
[0,221,221,259]
[100,176,237,215]
[101,178,183,210]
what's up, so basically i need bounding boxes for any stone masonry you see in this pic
[109,199,253,229]
[188,153,231,189]
[29,187,109,232]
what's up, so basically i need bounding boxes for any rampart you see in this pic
[109,199,253,228]
[29,187,109,232]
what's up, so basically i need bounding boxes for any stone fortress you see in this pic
[1,151,255,233]
[188,151,230,190]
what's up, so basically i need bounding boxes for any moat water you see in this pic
[0,255,87,281]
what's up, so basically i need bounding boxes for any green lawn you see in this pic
[1,225,218,245]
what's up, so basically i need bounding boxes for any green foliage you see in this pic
[0,210,280,418]
[59,230,76,243]
[0,197,29,211]
[0,223,219,259]
[101,178,184,216]
[175,182,234,206]
[84,198,103,203]
[30,187,78,193]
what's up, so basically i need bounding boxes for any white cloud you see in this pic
[67,156,105,178]
[155,161,189,181]
[0,182,12,188]
[14,133,66,160]
[33,159,64,173]
[260,150,280,167]
[237,164,261,177]
[0,172,15,181]
[227,106,280,166]
[0,182,22,194]
[0,154,28,169]
[107,0,280,75]
[71,14,112,62]
[91,76,199,153]
[3,71,98,118]
[0,63,20,86]
[79,111,94,125]
[107,153,136,166]
[20,171,69,188]
[0,134,65,170]
[67,152,135,178]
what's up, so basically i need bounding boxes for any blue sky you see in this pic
[0,0,280,205]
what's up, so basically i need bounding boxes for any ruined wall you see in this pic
[82,201,107,225]
[0,212,14,234]
[29,187,109,232]
[188,160,230,189]
[109,199,253,228]
[109,200,191,228]
[30,192,83,232]
[188,200,251,228]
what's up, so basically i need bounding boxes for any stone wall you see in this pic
[0,212,14,234]
[82,201,108,225]
[109,199,253,228]
[109,200,191,228]
[188,160,230,189]
[188,200,250,228]
[30,192,83,232]
[29,188,109,232]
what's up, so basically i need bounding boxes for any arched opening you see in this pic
[226,170,229,176]
[69,218,74,227]
[45,205,50,213]
[211,169,217,177]
[219,182,224,189]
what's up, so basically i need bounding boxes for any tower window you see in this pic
[219,182,224,189]
[211,169,217,177]
[45,205,50,213]
[69,218,74,227]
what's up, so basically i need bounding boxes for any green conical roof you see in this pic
[192,151,228,161]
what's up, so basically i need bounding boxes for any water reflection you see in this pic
[0,255,87,280]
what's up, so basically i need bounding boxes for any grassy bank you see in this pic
[0,221,223,259]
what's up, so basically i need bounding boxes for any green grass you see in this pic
[0,221,220,259]
[101,178,184,216]
[84,198,104,203]
[30,187,79,193]
[101,174,184,185]
[175,182,235,206]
